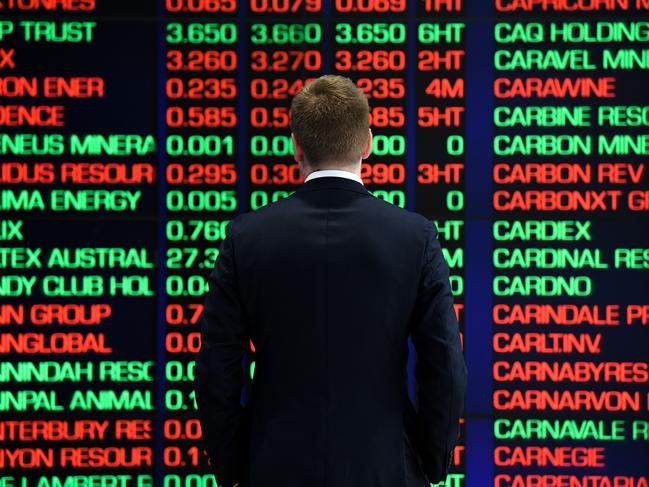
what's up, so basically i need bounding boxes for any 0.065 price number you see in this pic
[166,0,236,12]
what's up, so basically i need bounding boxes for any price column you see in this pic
[415,3,466,485]
[246,0,325,210]
[331,11,408,206]
[162,2,240,481]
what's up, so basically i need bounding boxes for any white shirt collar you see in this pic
[303,169,364,186]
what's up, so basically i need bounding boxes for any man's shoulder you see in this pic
[228,191,435,236]
[360,194,436,239]
[367,194,432,225]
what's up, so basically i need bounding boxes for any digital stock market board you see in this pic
[0,0,648,486]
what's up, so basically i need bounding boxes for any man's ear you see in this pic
[361,128,372,160]
[292,133,304,164]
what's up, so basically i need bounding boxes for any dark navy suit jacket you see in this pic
[195,175,467,487]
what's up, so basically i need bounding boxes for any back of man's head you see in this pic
[290,75,370,169]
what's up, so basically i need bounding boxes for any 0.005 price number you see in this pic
[166,191,237,212]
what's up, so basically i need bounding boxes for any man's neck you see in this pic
[303,168,364,185]
[306,167,360,177]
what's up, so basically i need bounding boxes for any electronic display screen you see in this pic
[0,0,648,486]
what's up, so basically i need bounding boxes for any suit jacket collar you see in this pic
[295,176,371,196]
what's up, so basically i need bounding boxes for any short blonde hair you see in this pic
[290,75,369,167]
